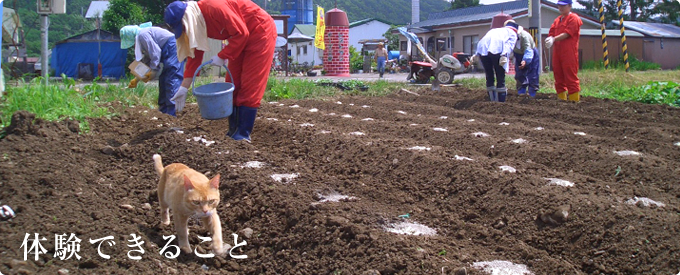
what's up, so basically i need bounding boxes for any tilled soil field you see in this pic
[0,87,679,275]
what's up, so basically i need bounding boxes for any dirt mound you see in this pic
[1,87,679,275]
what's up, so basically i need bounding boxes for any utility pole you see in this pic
[40,13,49,83]
[528,0,541,71]
[37,0,66,84]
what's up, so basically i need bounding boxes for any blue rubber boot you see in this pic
[229,106,258,142]
[497,87,507,102]
[226,106,238,137]
[487,86,496,102]
[517,86,527,95]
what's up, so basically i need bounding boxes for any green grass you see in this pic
[2,69,678,132]
[0,76,159,131]
[263,77,404,101]
[456,69,680,107]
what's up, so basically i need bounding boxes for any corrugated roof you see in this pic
[412,0,599,30]
[56,29,120,44]
[612,21,680,38]
[349,18,394,28]
[428,0,529,20]
[292,24,316,37]
[85,1,110,19]
[412,0,529,29]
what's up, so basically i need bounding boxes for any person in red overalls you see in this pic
[164,0,277,142]
[545,0,582,102]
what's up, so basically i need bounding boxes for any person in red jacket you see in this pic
[545,0,582,102]
[164,0,277,142]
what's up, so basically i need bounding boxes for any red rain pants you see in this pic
[549,12,582,95]
[185,0,278,108]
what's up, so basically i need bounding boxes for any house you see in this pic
[348,18,393,51]
[50,29,127,79]
[611,21,680,69]
[397,0,637,68]
[289,24,322,67]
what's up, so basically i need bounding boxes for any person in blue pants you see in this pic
[505,20,540,97]
[120,23,183,116]
[374,42,388,78]
[470,22,519,102]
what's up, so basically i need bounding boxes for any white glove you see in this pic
[499,56,508,67]
[544,36,554,49]
[210,56,226,67]
[171,86,188,113]
[469,54,478,64]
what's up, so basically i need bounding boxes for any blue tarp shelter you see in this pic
[51,29,127,79]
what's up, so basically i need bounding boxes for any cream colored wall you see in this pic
[398,6,599,60]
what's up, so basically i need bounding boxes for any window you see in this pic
[296,46,301,55]
[463,35,479,55]
[303,45,307,55]
[401,41,407,51]
[426,37,435,56]
[436,38,447,52]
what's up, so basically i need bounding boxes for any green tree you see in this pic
[9,0,94,56]
[102,0,145,34]
[383,26,401,52]
[577,0,629,24]
[130,0,175,24]
[449,0,480,10]
[629,0,656,21]
[652,0,680,26]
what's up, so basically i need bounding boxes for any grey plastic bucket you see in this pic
[191,62,234,120]
[193,82,234,120]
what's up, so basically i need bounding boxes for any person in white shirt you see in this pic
[470,22,519,102]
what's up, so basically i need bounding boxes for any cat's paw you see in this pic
[161,219,171,226]
[213,243,231,256]
[180,245,192,254]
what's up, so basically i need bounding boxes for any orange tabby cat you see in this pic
[153,154,225,255]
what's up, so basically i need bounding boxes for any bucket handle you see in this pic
[191,61,234,94]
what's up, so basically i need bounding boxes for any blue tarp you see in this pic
[51,41,127,79]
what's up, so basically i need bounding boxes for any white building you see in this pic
[348,18,393,51]
[289,24,322,67]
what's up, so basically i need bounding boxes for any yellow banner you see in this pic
[314,6,325,50]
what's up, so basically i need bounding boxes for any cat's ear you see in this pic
[209,174,220,189]
[183,175,194,191]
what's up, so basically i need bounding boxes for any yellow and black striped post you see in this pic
[598,0,609,69]
[528,27,539,47]
[617,0,630,72]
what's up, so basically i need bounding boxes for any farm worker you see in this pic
[120,23,183,116]
[470,21,519,102]
[164,0,277,142]
[505,20,540,97]
[374,42,388,78]
[545,0,582,102]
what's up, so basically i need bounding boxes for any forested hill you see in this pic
[253,0,450,25]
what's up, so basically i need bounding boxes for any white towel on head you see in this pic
[176,1,210,62]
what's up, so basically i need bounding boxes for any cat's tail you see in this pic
[153,154,164,176]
